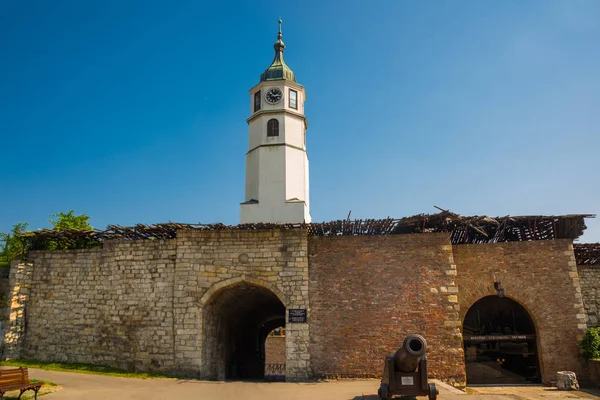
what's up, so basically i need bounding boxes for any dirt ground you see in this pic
[19,369,600,400]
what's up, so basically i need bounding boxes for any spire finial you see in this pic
[260,18,295,82]
[278,18,282,39]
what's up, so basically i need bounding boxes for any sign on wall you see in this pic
[464,335,536,341]
[288,309,307,323]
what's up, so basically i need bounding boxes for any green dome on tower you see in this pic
[260,21,296,82]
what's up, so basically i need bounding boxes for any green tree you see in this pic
[48,210,92,231]
[0,222,29,263]
[1,210,94,259]
[580,327,600,360]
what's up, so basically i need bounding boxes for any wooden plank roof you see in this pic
[17,210,595,251]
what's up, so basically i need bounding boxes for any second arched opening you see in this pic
[463,295,541,384]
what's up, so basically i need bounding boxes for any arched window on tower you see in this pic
[267,119,279,137]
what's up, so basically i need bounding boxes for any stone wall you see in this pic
[453,240,588,383]
[178,229,310,380]
[3,261,34,359]
[308,233,466,387]
[577,265,600,327]
[3,228,589,386]
[4,229,311,380]
[0,276,11,350]
[14,241,177,371]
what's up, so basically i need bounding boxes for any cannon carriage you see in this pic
[378,334,438,400]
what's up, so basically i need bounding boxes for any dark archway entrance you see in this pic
[202,281,285,380]
[463,296,540,384]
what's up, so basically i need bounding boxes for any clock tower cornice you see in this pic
[248,79,305,94]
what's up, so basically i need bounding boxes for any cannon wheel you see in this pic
[428,383,438,400]
[378,383,390,400]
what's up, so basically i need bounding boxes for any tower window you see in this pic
[254,91,261,112]
[289,89,297,109]
[267,119,279,137]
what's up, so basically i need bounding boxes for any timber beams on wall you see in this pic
[17,211,595,250]
[575,243,600,266]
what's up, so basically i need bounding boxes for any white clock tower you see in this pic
[240,23,310,224]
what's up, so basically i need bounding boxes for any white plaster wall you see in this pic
[241,146,310,223]
[244,150,259,201]
[241,201,308,224]
[285,147,308,202]
[283,117,305,149]
[304,151,310,210]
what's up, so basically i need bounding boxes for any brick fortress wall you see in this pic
[453,240,588,383]
[1,229,588,386]
[308,233,466,387]
[265,336,286,365]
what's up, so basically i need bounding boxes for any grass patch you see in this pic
[1,379,59,400]
[0,359,183,379]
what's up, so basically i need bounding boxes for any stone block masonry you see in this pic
[3,229,311,381]
[577,264,600,327]
[175,229,310,380]
[12,242,177,372]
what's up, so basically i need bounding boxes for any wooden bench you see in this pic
[0,367,43,399]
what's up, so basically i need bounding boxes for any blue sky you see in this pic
[1,0,599,242]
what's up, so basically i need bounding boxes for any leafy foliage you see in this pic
[1,210,97,258]
[579,327,600,360]
[49,210,92,231]
[0,222,29,262]
[33,210,96,251]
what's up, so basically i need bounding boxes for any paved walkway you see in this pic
[24,369,600,400]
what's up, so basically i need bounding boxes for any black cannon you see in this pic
[378,334,438,400]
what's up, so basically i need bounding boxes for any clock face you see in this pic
[265,88,283,104]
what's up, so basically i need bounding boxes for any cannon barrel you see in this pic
[393,334,427,373]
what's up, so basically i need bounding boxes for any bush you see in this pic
[580,327,600,360]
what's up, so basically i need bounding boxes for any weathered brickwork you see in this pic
[2,229,589,387]
[308,233,466,387]
[453,240,588,383]
[265,336,286,365]
[577,265,600,327]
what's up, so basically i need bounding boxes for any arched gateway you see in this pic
[463,296,540,384]
[201,278,287,380]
